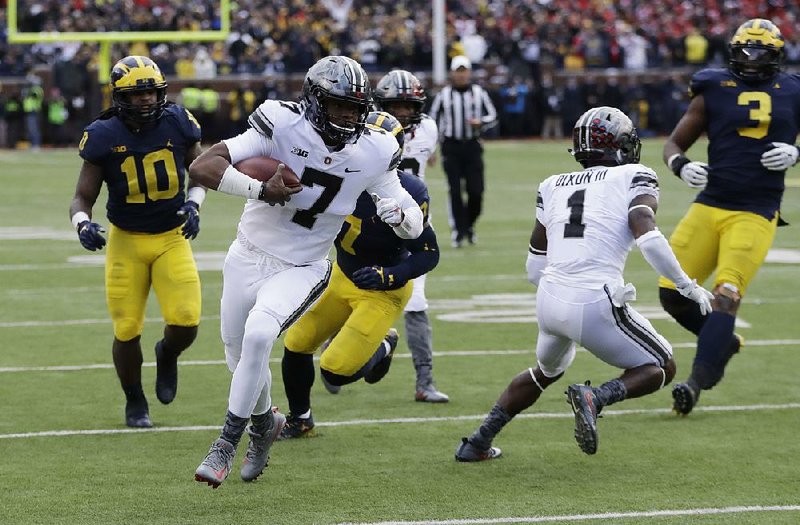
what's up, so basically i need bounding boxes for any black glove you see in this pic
[351,266,395,290]
[77,221,106,251]
[177,201,200,240]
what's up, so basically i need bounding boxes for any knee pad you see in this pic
[659,287,706,335]
[113,317,143,342]
[529,368,562,392]
[243,311,281,351]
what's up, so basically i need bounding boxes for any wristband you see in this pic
[187,186,207,208]
[71,211,90,230]
[667,153,691,178]
[218,165,262,199]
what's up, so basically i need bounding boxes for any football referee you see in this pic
[429,55,497,247]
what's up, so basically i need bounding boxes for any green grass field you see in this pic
[1,141,799,524]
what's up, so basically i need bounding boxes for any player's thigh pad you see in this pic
[320,282,412,376]
[284,266,353,354]
[584,290,673,369]
[404,273,428,312]
[658,203,720,289]
[534,281,579,376]
[105,226,151,341]
[716,211,777,294]
[151,227,201,327]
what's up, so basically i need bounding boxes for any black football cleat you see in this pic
[278,413,316,440]
[125,398,152,428]
[155,340,178,405]
[364,329,399,384]
[672,382,700,416]
[566,383,599,455]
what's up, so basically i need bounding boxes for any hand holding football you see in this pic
[234,157,302,205]
[234,156,302,187]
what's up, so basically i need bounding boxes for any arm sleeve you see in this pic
[526,248,547,286]
[636,229,691,288]
[223,128,273,165]
[389,226,440,285]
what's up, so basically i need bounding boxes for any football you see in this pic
[234,157,302,188]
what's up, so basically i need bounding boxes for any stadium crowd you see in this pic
[2,0,800,146]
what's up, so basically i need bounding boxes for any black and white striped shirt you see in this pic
[428,84,497,140]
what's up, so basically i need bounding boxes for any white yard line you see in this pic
[1,340,797,374]
[2,403,799,440]
[337,505,800,525]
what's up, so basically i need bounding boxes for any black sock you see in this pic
[220,411,248,447]
[282,349,315,416]
[469,403,512,450]
[122,383,145,403]
[251,410,274,436]
[592,379,627,409]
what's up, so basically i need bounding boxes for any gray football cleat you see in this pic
[415,384,450,403]
[195,438,236,489]
[454,437,502,462]
[566,383,599,455]
[241,410,286,482]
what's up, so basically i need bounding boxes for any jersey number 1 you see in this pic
[564,189,586,238]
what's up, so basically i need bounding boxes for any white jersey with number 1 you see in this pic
[536,163,659,290]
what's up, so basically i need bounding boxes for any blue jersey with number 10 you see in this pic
[691,68,800,219]
[78,103,202,233]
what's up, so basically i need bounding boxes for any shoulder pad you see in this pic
[247,100,302,139]
[689,68,728,98]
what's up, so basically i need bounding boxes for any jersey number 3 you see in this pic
[737,92,771,139]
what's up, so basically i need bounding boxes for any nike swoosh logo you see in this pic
[344,168,361,173]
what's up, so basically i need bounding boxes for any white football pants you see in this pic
[535,279,672,378]
[220,236,331,418]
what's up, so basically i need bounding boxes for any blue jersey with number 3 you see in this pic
[690,68,800,219]
[78,103,202,233]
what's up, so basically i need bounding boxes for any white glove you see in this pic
[679,161,709,189]
[760,142,799,171]
[609,282,637,307]
[676,279,714,315]
[371,193,403,227]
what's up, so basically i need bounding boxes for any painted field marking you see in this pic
[2,402,799,440]
[337,505,800,525]
[1,339,798,374]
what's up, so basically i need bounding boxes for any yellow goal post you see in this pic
[6,0,231,83]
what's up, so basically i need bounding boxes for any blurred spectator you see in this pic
[539,76,564,139]
[227,83,257,136]
[46,86,68,146]
[498,76,529,138]
[193,47,217,79]
[22,76,44,149]
[685,27,709,66]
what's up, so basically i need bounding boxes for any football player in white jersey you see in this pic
[188,56,424,488]
[373,70,449,402]
[455,107,713,461]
